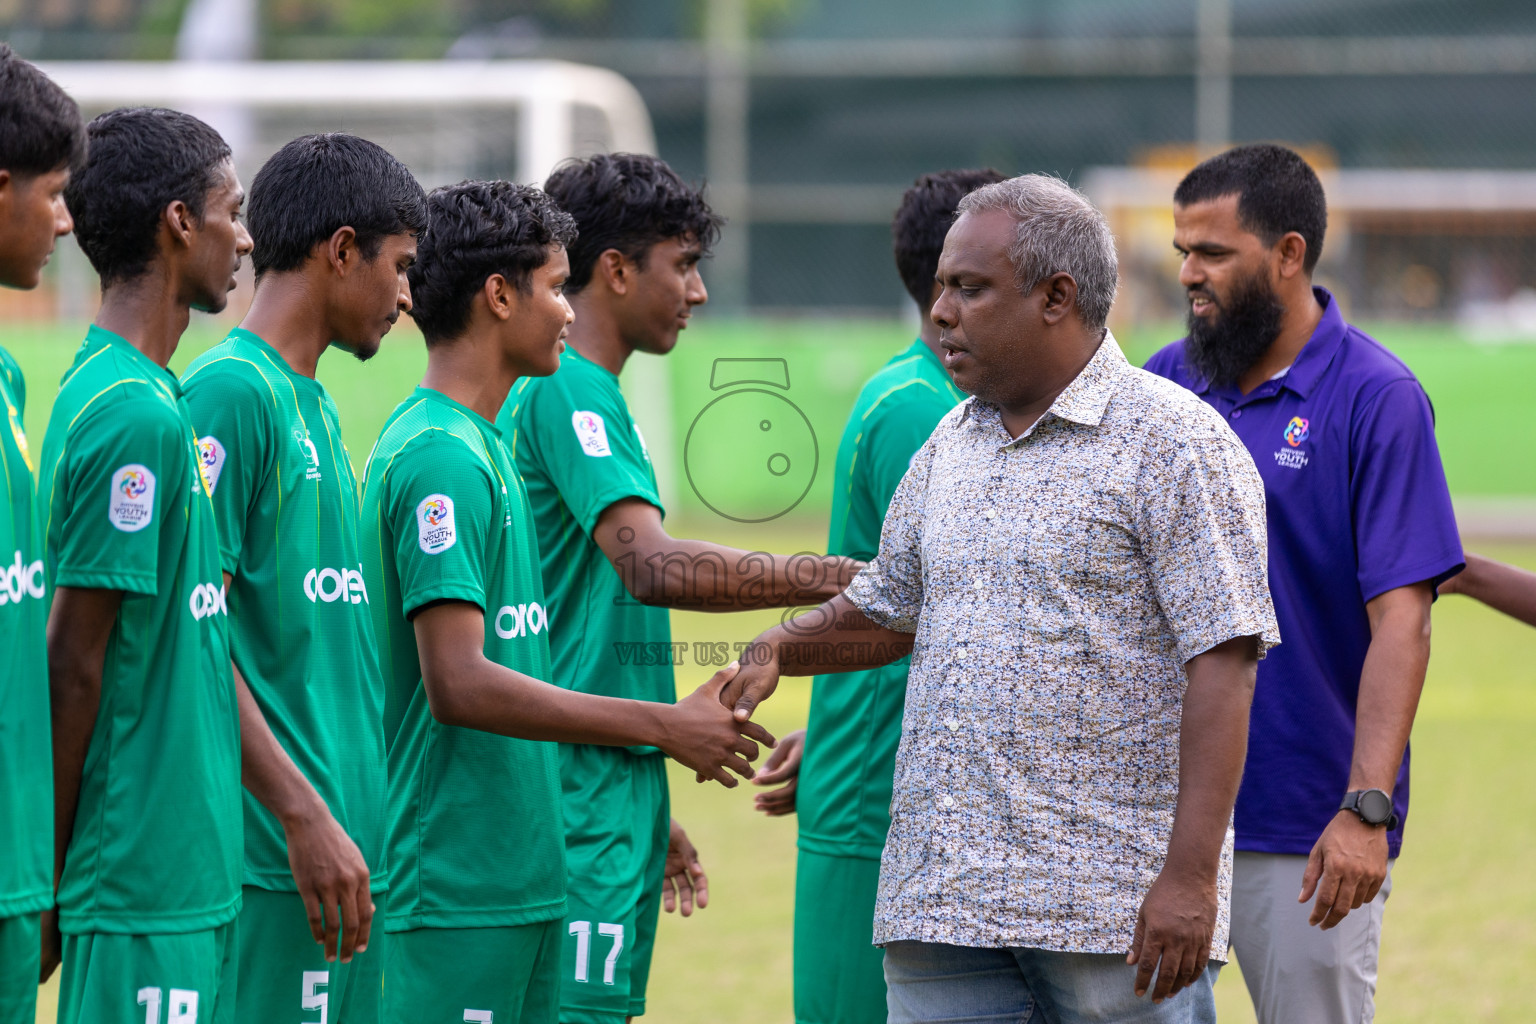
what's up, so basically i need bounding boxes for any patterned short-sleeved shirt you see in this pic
[845,332,1279,955]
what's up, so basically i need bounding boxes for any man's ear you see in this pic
[1039,272,1079,326]
[163,198,198,249]
[327,226,359,276]
[1276,231,1310,280]
[594,248,630,297]
[482,273,516,322]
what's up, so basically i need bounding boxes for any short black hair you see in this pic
[0,44,86,178]
[892,167,1006,309]
[1174,143,1328,273]
[408,179,578,345]
[248,133,427,277]
[65,107,231,287]
[544,153,722,294]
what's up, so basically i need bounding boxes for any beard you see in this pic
[1183,270,1286,388]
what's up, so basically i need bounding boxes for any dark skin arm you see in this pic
[1438,552,1536,627]
[594,498,862,611]
[720,593,914,720]
[1299,582,1432,929]
[225,572,373,965]
[1128,635,1257,1002]
[413,601,773,785]
[40,585,122,982]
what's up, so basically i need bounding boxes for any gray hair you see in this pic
[955,174,1118,329]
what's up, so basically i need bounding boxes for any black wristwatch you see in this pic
[1340,789,1399,830]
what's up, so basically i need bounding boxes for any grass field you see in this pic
[10,316,1536,1021]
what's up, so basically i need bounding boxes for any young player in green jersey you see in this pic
[360,180,771,1024]
[0,46,83,1024]
[498,153,860,1024]
[751,168,1002,1024]
[181,134,427,1024]
[41,107,251,1023]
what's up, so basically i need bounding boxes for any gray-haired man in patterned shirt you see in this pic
[724,175,1280,1024]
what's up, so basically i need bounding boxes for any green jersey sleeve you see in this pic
[182,365,275,573]
[523,371,661,534]
[52,399,190,596]
[865,402,948,536]
[385,438,498,616]
[0,346,25,417]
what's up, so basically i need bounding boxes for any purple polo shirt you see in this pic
[1144,287,1463,858]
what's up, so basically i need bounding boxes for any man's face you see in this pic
[186,160,253,314]
[509,245,574,378]
[332,232,416,362]
[620,235,707,356]
[0,166,73,290]
[1173,195,1287,386]
[930,208,1040,406]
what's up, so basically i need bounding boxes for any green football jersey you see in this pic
[797,339,964,859]
[0,345,53,919]
[38,324,241,934]
[361,386,566,931]
[181,328,387,894]
[499,349,673,728]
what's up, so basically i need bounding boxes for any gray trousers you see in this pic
[1229,852,1394,1024]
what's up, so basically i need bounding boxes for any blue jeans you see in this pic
[883,941,1220,1024]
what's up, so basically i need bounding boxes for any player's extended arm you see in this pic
[720,592,913,720]
[413,600,775,786]
[1438,552,1536,627]
[41,585,122,982]
[1129,634,1257,1003]
[594,498,862,611]
[224,573,373,965]
[1300,581,1432,930]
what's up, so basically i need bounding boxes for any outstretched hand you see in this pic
[719,640,782,722]
[1299,812,1388,929]
[752,728,804,816]
[1127,865,1216,1003]
[661,818,709,916]
[665,662,776,788]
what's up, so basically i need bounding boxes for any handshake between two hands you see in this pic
[657,648,785,789]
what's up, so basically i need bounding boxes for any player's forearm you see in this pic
[622,536,860,611]
[235,666,331,827]
[747,594,913,676]
[1445,552,1536,627]
[1350,587,1433,791]
[426,658,671,749]
[1163,636,1256,880]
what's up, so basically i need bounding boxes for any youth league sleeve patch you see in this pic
[108,464,157,533]
[196,435,227,494]
[572,410,613,457]
[416,493,457,555]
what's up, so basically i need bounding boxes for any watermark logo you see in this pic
[683,358,818,523]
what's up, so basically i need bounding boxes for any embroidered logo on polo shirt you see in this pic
[1274,416,1311,470]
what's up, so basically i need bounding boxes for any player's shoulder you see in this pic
[181,344,280,407]
[1332,322,1424,398]
[0,344,24,413]
[375,394,495,480]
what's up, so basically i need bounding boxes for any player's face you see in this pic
[0,165,73,290]
[622,234,707,356]
[930,207,1041,405]
[509,244,573,378]
[1173,194,1277,325]
[333,231,415,362]
[186,160,253,314]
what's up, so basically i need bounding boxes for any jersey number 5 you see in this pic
[138,987,198,1024]
[568,920,625,985]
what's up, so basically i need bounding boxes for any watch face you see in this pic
[1359,789,1393,824]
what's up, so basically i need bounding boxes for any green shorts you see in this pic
[383,920,561,1024]
[557,745,669,1024]
[57,918,238,1024]
[236,886,383,1024]
[0,912,40,1024]
[793,850,886,1024]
